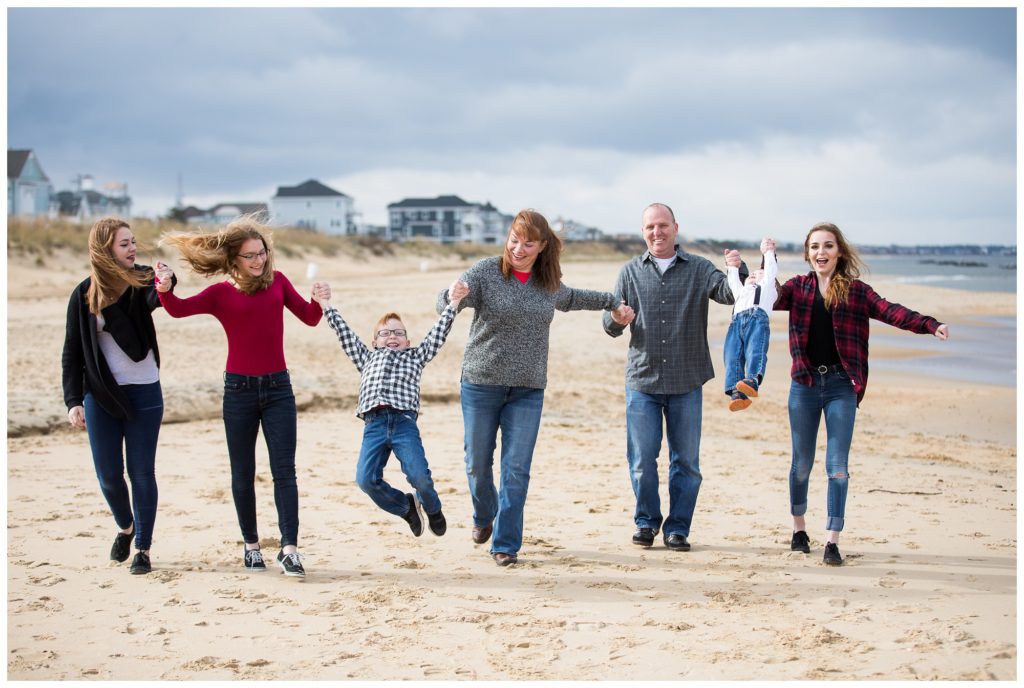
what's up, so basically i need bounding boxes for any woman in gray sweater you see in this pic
[437,209,634,566]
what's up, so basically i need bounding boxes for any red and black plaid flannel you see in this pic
[775,273,942,405]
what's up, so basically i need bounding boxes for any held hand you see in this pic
[68,406,86,429]
[153,261,174,292]
[760,237,776,254]
[934,323,949,341]
[723,249,741,268]
[448,279,469,306]
[610,301,635,326]
[311,281,332,307]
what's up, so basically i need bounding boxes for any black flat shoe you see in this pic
[110,530,133,562]
[129,551,151,575]
[632,527,655,547]
[663,533,691,551]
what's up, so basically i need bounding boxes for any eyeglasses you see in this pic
[238,249,268,261]
[376,329,407,338]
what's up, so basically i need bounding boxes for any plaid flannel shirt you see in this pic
[325,304,457,417]
[775,273,942,405]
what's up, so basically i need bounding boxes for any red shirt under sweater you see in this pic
[157,271,322,375]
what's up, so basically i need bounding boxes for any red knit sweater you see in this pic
[158,271,322,375]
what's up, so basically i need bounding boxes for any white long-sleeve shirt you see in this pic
[728,250,778,316]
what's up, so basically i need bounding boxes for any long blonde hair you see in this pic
[86,217,152,315]
[500,209,563,293]
[805,222,863,308]
[161,214,276,294]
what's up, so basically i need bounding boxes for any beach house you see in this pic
[7,149,54,217]
[270,179,356,234]
[387,195,512,244]
[52,174,132,221]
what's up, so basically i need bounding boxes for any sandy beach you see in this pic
[6,242,1016,680]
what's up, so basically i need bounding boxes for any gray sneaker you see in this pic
[244,548,267,571]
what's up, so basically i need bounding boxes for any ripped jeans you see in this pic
[787,369,856,532]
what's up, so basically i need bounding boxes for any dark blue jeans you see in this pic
[222,370,299,547]
[723,308,770,393]
[357,407,441,516]
[625,386,703,537]
[83,381,163,551]
[460,381,545,556]
[788,369,857,532]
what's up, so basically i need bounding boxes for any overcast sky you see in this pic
[7,6,1017,245]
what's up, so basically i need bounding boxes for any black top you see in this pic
[61,265,171,419]
[807,285,841,367]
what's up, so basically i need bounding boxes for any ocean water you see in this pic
[776,254,1017,294]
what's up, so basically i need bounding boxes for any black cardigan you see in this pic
[61,265,171,419]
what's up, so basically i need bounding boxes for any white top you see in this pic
[728,250,778,316]
[95,312,160,385]
[652,255,676,274]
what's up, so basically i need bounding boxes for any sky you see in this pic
[6,6,1018,245]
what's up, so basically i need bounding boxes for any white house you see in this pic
[52,175,132,222]
[184,202,269,225]
[387,195,512,244]
[7,149,54,217]
[270,179,355,234]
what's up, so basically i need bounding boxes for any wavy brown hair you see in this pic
[804,222,863,308]
[160,214,276,294]
[86,217,153,315]
[500,209,563,293]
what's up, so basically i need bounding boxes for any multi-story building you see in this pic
[7,149,54,217]
[387,195,512,244]
[52,175,132,221]
[182,202,269,225]
[270,179,355,234]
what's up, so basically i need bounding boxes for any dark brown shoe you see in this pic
[493,552,517,567]
[471,524,493,544]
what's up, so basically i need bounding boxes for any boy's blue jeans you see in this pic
[723,308,770,393]
[357,407,441,517]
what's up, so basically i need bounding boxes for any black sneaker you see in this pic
[823,542,843,566]
[110,530,133,562]
[243,548,267,571]
[632,527,655,547]
[403,493,424,537]
[277,550,306,577]
[791,530,811,553]
[129,551,151,575]
[426,509,447,536]
[664,533,691,551]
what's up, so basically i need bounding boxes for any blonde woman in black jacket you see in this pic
[61,218,172,575]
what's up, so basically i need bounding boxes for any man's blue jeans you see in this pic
[723,308,770,393]
[460,381,545,556]
[222,370,300,547]
[788,370,857,532]
[357,407,441,516]
[625,386,703,537]
[83,381,163,551]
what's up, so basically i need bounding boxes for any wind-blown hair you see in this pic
[804,221,863,309]
[161,214,276,294]
[500,209,563,293]
[86,217,152,315]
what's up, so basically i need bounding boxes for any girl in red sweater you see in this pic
[155,216,326,577]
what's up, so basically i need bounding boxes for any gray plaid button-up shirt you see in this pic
[603,246,744,395]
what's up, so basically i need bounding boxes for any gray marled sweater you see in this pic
[436,256,617,389]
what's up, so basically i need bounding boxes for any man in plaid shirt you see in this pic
[314,279,469,539]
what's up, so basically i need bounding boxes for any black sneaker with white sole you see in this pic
[244,548,267,571]
[791,530,811,553]
[403,493,424,537]
[277,550,306,577]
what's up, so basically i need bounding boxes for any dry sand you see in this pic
[6,245,1017,680]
